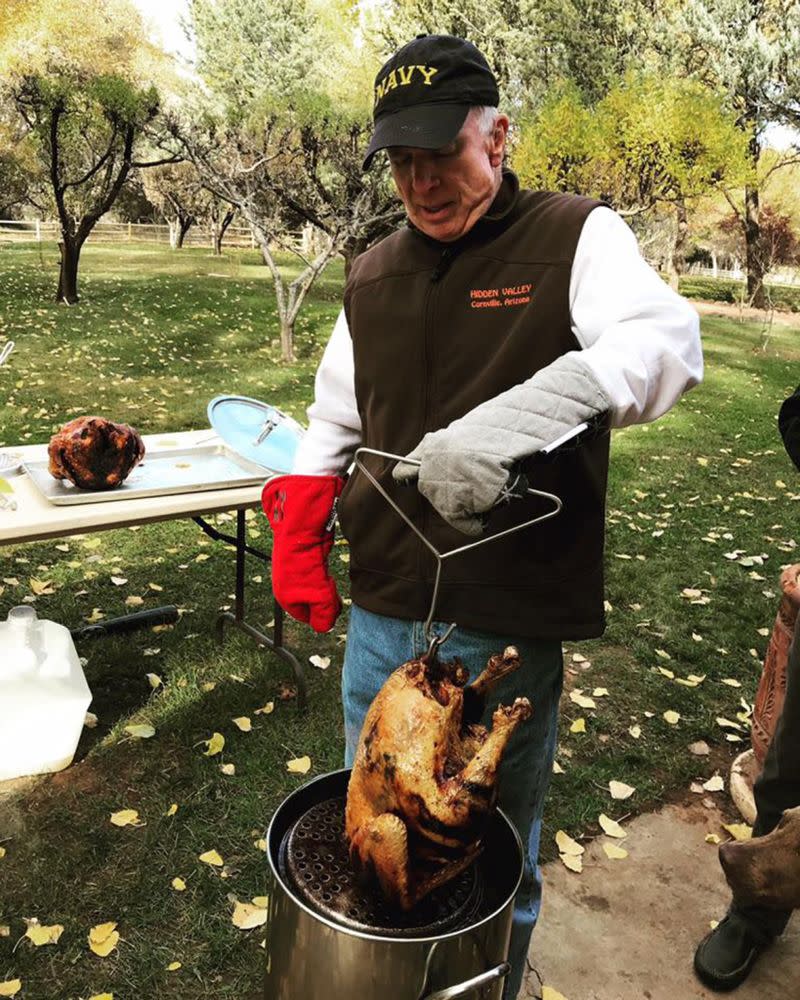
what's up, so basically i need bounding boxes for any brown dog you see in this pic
[719,806,800,910]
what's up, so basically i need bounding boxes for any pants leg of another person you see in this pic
[735,626,800,935]
[341,604,563,1000]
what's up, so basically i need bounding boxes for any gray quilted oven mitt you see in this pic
[393,353,611,536]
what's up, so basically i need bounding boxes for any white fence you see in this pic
[0,219,258,249]
[686,263,800,286]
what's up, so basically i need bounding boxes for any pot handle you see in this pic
[421,961,511,1000]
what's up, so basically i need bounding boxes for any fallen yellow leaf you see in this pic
[146,673,162,689]
[203,732,225,756]
[722,823,753,842]
[110,809,142,828]
[231,900,268,930]
[166,962,182,972]
[220,763,236,775]
[602,842,628,860]
[232,717,252,732]
[165,803,178,817]
[569,690,596,709]
[199,849,224,867]
[559,853,583,873]
[25,922,64,946]
[663,710,681,725]
[124,723,155,739]
[287,755,312,774]
[705,833,722,844]
[555,831,584,856]
[569,718,586,734]
[171,877,186,891]
[0,982,22,998]
[88,994,114,1000]
[542,987,570,1000]
[609,780,635,800]
[254,701,274,715]
[599,814,627,839]
[88,922,120,957]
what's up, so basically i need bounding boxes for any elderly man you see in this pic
[263,34,702,1000]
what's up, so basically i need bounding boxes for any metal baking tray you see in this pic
[24,444,271,506]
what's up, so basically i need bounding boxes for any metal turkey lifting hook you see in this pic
[353,447,564,659]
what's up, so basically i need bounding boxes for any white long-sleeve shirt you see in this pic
[292,206,703,475]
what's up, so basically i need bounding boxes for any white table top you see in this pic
[0,429,268,546]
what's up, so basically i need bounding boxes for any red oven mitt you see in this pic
[261,474,346,633]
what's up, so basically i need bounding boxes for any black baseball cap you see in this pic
[362,34,500,170]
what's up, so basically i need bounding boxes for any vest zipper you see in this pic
[430,246,456,283]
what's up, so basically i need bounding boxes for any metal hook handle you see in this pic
[353,447,563,647]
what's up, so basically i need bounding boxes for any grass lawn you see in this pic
[0,242,798,999]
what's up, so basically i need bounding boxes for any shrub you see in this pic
[677,276,800,312]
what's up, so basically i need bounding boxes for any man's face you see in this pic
[386,110,509,243]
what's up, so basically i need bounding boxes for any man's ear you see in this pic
[488,114,509,168]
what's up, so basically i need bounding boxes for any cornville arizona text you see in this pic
[470,284,533,309]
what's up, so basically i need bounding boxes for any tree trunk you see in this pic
[744,182,766,308]
[176,216,192,249]
[741,126,766,309]
[670,199,689,290]
[56,238,81,304]
[213,210,235,255]
[279,315,296,364]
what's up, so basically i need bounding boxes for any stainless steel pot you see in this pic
[264,769,523,1000]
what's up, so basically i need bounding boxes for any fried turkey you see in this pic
[48,416,145,490]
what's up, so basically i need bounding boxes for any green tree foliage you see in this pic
[384,0,660,110]
[656,0,800,306]
[514,74,750,209]
[514,73,751,282]
[1,0,173,303]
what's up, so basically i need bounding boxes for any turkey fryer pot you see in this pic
[264,769,524,1000]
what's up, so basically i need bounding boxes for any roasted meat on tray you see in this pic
[345,645,532,910]
[48,416,145,490]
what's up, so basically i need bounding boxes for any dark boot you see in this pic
[694,906,786,991]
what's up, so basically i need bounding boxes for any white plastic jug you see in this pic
[0,605,92,781]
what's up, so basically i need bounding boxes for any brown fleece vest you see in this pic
[339,171,609,639]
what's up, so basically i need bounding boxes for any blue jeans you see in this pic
[342,604,563,1000]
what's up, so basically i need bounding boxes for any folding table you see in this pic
[0,428,307,708]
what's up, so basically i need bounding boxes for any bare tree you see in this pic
[174,112,400,361]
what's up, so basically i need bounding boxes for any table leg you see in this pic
[193,511,307,710]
